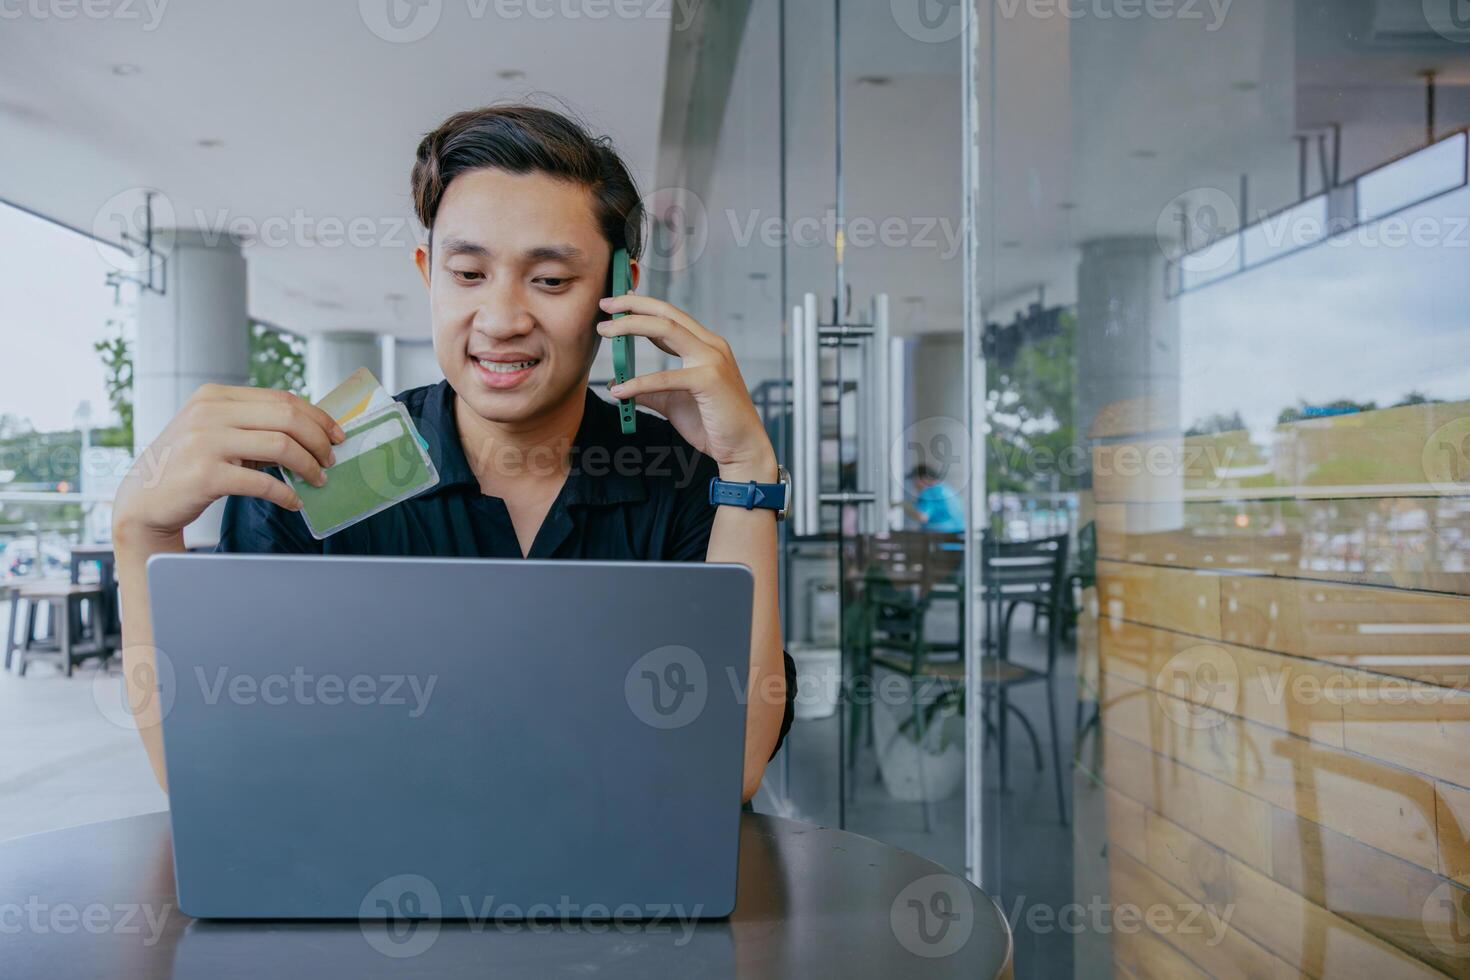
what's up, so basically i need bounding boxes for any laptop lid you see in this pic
[146,554,752,920]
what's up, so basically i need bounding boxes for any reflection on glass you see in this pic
[1357,131,1469,225]
[976,1,1470,977]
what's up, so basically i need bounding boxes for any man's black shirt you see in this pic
[217,382,796,759]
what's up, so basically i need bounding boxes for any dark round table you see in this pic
[0,810,1011,978]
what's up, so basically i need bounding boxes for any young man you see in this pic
[112,105,795,803]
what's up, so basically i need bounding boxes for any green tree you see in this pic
[92,318,133,449]
[250,322,309,396]
[985,309,1076,496]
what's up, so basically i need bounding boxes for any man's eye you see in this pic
[535,277,571,289]
[451,269,484,282]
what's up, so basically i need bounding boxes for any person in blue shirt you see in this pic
[906,464,965,533]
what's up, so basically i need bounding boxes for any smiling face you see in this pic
[415,168,611,426]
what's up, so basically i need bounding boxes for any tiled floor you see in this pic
[760,612,1081,980]
[0,654,167,842]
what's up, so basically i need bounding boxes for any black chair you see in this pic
[980,533,1069,825]
[852,531,966,830]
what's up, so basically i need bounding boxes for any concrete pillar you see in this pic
[1075,236,1183,533]
[307,331,382,400]
[134,230,250,547]
[391,339,442,393]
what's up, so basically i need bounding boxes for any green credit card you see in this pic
[284,403,439,539]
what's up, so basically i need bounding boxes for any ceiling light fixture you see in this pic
[111,63,141,76]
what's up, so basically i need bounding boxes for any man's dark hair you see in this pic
[411,103,643,259]
[908,464,939,482]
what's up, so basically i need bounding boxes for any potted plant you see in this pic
[871,681,967,802]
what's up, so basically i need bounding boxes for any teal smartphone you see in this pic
[609,247,636,434]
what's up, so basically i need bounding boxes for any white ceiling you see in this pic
[0,0,672,337]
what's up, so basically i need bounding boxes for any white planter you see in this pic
[790,645,841,721]
[871,683,966,802]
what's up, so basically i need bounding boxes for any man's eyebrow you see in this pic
[437,237,488,258]
[524,244,586,263]
[435,240,587,264]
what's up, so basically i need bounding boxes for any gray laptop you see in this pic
[146,554,753,920]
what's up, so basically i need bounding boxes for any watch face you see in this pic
[776,464,791,521]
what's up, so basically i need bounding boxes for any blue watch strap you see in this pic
[708,476,787,512]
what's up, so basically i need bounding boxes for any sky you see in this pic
[0,202,135,434]
[1179,180,1470,440]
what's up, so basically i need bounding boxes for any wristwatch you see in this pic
[708,464,791,521]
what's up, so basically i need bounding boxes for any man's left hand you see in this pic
[598,295,776,481]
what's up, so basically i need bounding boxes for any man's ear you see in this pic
[414,242,432,289]
[628,257,640,293]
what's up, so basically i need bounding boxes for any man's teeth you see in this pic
[477,358,539,373]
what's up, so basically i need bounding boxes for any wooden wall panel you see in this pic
[1109,848,1300,979]
[1098,618,1347,747]
[1269,808,1470,976]
[1111,759,1447,979]
[1339,681,1470,790]
[1100,672,1441,873]
[1219,576,1470,689]
[1097,560,1222,639]
[1095,498,1470,597]
[1437,782,1470,888]
[1089,400,1470,976]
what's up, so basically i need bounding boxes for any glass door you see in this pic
[780,0,972,876]
[652,0,974,876]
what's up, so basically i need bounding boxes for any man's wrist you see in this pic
[113,519,186,560]
[716,453,778,484]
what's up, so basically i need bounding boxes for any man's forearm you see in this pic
[705,459,785,803]
[113,524,185,792]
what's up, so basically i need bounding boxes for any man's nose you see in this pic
[470,278,534,338]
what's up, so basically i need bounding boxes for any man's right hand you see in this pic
[113,384,345,544]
